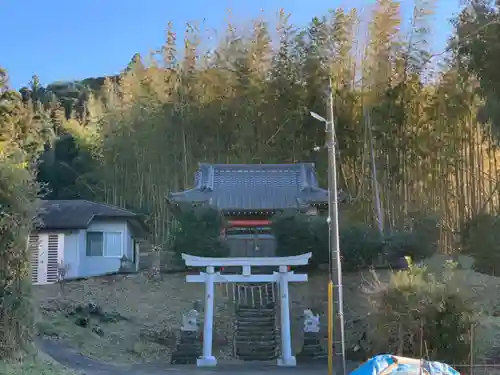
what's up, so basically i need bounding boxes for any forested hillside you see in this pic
[4,0,500,369]
[4,1,500,269]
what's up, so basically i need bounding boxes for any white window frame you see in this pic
[86,231,123,258]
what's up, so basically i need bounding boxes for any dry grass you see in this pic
[34,272,233,365]
[33,258,500,366]
[0,353,78,375]
[359,255,500,363]
[34,270,373,364]
[421,254,500,362]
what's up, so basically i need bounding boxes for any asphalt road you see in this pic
[38,338,357,375]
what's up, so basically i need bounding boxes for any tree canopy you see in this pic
[5,1,500,251]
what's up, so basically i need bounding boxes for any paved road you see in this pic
[38,339,356,375]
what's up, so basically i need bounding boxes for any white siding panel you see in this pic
[104,232,122,257]
[47,234,59,283]
[31,232,64,285]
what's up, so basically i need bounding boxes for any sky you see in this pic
[1,0,461,90]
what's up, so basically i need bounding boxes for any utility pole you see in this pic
[326,77,346,375]
[310,78,347,375]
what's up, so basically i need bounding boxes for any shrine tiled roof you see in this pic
[167,163,337,211]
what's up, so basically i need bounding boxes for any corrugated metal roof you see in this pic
[167,163,329,210]
[36,200,147,232]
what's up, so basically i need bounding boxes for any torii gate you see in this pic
[182,252,312,367]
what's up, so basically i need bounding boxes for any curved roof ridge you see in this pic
[199,162,315,169]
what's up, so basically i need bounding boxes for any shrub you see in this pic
[271,212,384,271]
[364,264,473,364]
[384,213,440,263]
[340,223,384,271]
[461,213,500,275]
[1,67,45,360]
[272,212,438,271]
[0,149,40,359]
[272,211,326,265]
[170,204,229,264]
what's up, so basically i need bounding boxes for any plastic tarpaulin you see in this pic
[350,355,461,375]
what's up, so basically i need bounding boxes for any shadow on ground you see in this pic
[37,338,357,375]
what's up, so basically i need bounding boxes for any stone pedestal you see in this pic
[297,332,326,362]
[170,331,202,364]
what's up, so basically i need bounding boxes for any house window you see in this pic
[86,232,123,258]
[86,232,103,256]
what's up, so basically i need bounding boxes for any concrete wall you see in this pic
[60,219,136,279]
[78,219,133,277]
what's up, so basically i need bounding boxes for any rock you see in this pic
[74,305,84,314]
[75,317,89,328]
[92,326,104,336]
[88,302,102,315]
[346,332,369,361]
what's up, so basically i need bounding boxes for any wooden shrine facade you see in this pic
[167,163,337,257]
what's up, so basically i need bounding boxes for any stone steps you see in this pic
[234,302,278,361]
[296,332,327,363]
[235,340,278,348]
[237,352,278,361]
[170,331,202,365]
[237,307,275,315]
[237,317,275,324]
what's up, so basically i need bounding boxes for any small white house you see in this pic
[30,200,148,285]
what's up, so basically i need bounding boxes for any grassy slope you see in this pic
[34,272,233,364]
[0,353,77,375]
[32,270,377,364]
[33,256,500,366]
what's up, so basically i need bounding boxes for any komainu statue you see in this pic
[303,309,320,333]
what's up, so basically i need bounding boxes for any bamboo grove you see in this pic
[6,0,500,253]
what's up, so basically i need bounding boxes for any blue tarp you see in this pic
[350,355,461,375]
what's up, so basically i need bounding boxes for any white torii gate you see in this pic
[182,252,312,368]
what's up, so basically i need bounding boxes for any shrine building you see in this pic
[167,163,338,257]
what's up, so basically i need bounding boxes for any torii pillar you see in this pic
[182,252,312,367]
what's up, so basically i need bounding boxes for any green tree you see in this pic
[170,204,229,262]
[17,2,500,259]
[0,67,41,359]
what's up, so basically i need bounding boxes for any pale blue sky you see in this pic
[1,0,460,89]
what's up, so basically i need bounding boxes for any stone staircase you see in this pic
[233,283,280,361]
[170,331,202,364]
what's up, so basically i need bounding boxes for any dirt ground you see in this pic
[33,255,500,367]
